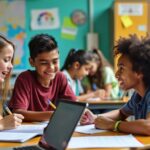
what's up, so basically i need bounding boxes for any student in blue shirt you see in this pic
[61,49,106,101]
[80,34,150,135]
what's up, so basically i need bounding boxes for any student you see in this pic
[0,35,24,130]
[82,48,119,99]
[8,34,76,122]
[80,34,150,135]
[61,49,106,101]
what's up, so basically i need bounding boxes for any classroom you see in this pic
[0,0,150,149]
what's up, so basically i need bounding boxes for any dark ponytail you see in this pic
[61,48,93,70]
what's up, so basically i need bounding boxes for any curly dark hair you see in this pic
[114,34,150,87]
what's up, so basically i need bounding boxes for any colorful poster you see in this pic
[0,0,26,70]
[31,8,60,30]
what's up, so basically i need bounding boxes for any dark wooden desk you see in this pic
[87,100,127,110]
[81,97,129,110]
[0,131,150,150]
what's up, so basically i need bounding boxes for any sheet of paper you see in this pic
[0,132,38,143]
[38,120,49,125]
[75,124,106,134]
[68,134,143,148]
[87,97,100,101]
[2,124,47,135]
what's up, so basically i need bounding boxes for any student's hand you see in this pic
[94,89,106,99]
[0,113,24,130]
[80,109,97,125]
[94,116,115,130]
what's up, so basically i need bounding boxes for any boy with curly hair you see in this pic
[80,34,150,135]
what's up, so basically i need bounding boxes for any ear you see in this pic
[73,61,80,70]
[136,72,143,80]
[29,57,35,67]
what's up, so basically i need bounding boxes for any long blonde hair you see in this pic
[0,35,15,115]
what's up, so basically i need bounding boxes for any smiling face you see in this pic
[115,55,143,91]
[29,49,59,87]
[0,44,14,83]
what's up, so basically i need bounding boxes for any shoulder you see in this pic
[103,66,114,74]
[62,70,67,76]
[16,70,35,82]
[18,70,32,77]
[62,70,72,80]
[55,71,67,81]
[127,92,139,104]
[145,88,150,100]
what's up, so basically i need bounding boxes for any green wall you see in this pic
[25,0,114,69]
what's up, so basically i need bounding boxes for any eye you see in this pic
[52,59,59,64]
[119,66,124,73]
[4,57,11,63]
[39,61,49,66]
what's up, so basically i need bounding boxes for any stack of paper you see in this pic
[0,124,47,143]
[0,132,39,143]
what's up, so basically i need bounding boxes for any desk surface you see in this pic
[84,99,128,110]
[0,130,150,150]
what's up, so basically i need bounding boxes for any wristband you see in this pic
[114,120,121,132]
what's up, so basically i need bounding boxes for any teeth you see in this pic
[45,72,53,75]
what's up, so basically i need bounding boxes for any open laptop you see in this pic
[0,100,87,150]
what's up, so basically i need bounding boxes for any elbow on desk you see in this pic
[143,125,150,136]
[139,120,150,136]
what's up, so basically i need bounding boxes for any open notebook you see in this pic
[0,124,47,142]
[0,100,87,150]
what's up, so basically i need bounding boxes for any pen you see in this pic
[4,105,12,115]
[48,100,56,110]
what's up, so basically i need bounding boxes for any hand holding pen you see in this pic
[1,105,24,130]
[4,105,12,115]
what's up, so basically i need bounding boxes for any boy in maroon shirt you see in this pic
[9,34,76,122]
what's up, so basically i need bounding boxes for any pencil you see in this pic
[4,105,12,115]
[48,100,56,110]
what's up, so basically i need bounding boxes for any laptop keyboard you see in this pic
[14,145,42,150]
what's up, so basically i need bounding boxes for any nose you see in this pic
[86,70,90,76]
[8,62,13,70]
[49,63,54,70]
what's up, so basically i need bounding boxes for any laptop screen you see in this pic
[40,100,86,150]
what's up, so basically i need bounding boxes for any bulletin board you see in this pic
[114,0,150,70]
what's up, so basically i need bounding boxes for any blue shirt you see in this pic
[62,70,83,96]
[121,88,150,119]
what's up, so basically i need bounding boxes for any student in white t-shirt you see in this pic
[82,49,119,99]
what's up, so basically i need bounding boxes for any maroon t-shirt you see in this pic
[9,70,76,111]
